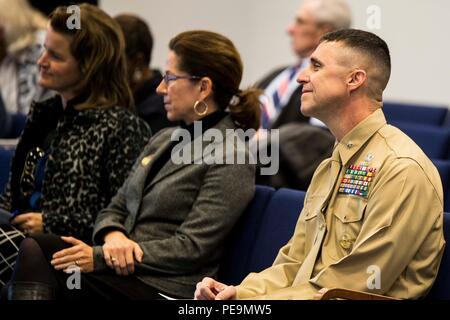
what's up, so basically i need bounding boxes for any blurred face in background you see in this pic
[37,26,82,101]
[287,4,327,58]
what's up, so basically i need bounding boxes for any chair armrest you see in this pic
[317,288,398,300]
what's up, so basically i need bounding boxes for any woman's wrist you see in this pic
[104,230,126,242]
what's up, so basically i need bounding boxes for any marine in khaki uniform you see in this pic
[195,29,445,300]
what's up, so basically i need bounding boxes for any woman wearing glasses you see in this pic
[5,30,260,300]
[0,4,150,291]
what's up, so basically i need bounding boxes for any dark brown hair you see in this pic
[114,14,153,65]
[49,4,133,110]
[169,30,261,130]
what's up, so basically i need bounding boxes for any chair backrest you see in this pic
[6,113,27,139]
[384,102,448,127]
[247,188,305,274]
[218,186,305,285]
[0,146,15,192]
[0,96,11,138]
[218,185,275,285]
[391,121,450,160]
[432,159,450,212]
[427,212,450,299]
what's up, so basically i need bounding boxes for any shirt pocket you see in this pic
[332,195,367,255]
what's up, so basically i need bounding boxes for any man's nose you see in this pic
[297,69,309,85]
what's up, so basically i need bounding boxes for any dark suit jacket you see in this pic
[92,115,256,298]
[256,66,334,191]
[257,65,309,129]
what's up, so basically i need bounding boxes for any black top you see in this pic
[0,95,151,242]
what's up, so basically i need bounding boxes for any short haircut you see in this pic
[114,14,153,66]
[321,28,391,96]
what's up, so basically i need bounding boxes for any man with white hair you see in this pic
[258,0,352,128]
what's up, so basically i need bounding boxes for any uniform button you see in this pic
[346,142,354,149]
[319,224,325,230]
[343,215,347,221]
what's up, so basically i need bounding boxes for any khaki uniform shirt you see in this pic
[236,109,445,300]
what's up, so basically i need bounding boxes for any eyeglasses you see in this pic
[162,73,201,84]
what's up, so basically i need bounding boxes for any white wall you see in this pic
[101,0,450,107]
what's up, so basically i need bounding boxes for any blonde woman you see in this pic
[0,0,52,116]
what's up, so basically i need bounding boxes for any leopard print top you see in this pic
[0,96,151,242]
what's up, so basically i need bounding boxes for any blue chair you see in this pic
[391,121,450,160]
[384,102,448,127]
[218,185,275,285]
[219,187,305,285]
[247,188,305,274]
[0,96,11,138]
[432,159,450,212]
[0,146,15,192]
[6,113,27,138]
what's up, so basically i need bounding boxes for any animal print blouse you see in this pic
[0,96,151,242]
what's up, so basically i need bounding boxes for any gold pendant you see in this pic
[141,155,153,166]
[339,233,354,250]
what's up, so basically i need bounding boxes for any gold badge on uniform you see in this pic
[338,154,377,198]
[339,233,355,250]
[141,155,153,166]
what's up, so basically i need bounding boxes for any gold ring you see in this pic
[111,257,117,262]
[75,260,80,266]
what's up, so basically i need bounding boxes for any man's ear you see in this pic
[318,23,334,35]
[347,69,367,93]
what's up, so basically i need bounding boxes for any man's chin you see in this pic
[300,104,314,117]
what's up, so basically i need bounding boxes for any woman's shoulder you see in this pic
[82,106,151,139]
[89,106,146,127]
[28,95,62,120]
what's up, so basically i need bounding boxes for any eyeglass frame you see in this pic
[162,73,202,85]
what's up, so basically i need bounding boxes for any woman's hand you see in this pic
[51,236,94,273]
[11,212,43,235]
[102,230,144,276]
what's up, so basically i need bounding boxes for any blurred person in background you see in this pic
[0,0,53,122]
[115,14,177,134]
[0,4,150,293]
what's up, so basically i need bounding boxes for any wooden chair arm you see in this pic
[317,288,399,300]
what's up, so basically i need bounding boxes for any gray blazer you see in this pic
[92,115,255,298]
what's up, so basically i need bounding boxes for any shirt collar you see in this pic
[335,108,387,166]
